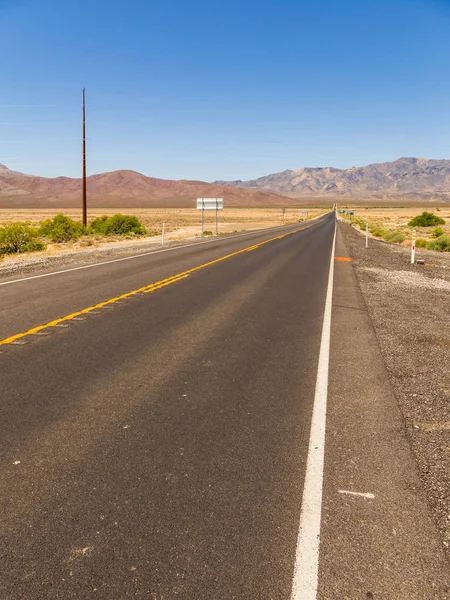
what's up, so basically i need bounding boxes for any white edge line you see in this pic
[290,217,336,600]
[0,216,327,287]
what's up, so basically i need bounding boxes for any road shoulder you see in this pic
[318,224,449,599]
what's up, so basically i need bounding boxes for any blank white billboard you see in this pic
[197,198,224,210]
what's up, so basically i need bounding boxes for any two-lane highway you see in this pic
[0,220,322,342]
[0,215,334,599]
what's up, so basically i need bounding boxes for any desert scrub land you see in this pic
[338,205,450,251]
[0,207,325,234]
[0,213,153,259]
[0,207,326,257]
[0,207,327,276]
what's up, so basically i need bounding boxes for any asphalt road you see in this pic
[1,213,448,599]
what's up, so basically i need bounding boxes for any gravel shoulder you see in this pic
[339,221,450,557]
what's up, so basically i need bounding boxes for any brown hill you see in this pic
[0,166,297,209]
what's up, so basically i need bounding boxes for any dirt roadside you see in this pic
[338,221,450,558]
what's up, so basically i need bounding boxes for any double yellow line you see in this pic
[1,224,315,346]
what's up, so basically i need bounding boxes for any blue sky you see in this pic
[1,0,449,180]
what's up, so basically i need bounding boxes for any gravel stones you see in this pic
[340,221,450,556]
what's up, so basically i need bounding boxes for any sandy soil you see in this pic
[0,207,324,232]
[338,205,450,243]
[0,208,327,278]
[0,207,326,267]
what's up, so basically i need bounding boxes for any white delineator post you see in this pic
[202,200,205,236]
[162,223,165,246]
[411,228,416,264]
[365,222,369,249]
[215,199,218,235]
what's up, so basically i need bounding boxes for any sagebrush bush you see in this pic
[415,238,427,248]
[0,222,45,254]
[426,235,450,252]
[408,212,445,227]
[431,227,445,238]
[90,214,146,236]
[20,240,47,253]
[371,227,387,237]
[39,214,86,242]
[383,230,405,244]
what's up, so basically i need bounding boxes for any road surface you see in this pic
[0,213,448,599]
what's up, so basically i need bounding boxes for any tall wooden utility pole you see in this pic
[82,88,87,227]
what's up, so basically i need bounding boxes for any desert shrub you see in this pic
[431,227,445,238]
[383,230,405,244]
[408,212,445,227]
[90,214,146,236]
[39,214,86,242]
[0,222,44,254]
[89,215,109,234]
[426,235,450,252]
[415,238,427,248]
[350,217,365,230]
[371,227,388,237]
[203,230,213,236]
[20,240,47,253]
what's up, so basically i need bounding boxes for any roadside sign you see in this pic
[196,198,223,210]
[197,198,224,236]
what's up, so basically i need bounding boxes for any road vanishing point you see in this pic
[0,213,448,599]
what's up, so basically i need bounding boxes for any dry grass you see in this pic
[0,208,327,262]
[339,205,450,244]
[0,207,325,239]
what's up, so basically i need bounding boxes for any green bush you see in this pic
[90,214,146,236]
[408,212,445,227]
[88,215,109,235]
[426,235,450,252]
[20,240,47,253]
[371,227,387,237]
[39,214,86,242]
[349,217,366,230]
[203,230,213,236]
[0,222,44,254]
[415,238,427,248]
[383,230,405,244]
[431,227,445,238]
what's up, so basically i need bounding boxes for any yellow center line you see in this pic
[0,223,317,346]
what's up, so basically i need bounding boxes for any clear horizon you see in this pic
[1,0,449,181]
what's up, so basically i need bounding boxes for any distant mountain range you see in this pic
[0,164,291,208]
[214,158,450,201]
[0,157,449,208]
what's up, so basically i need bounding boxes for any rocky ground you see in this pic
[339,221,450,558]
